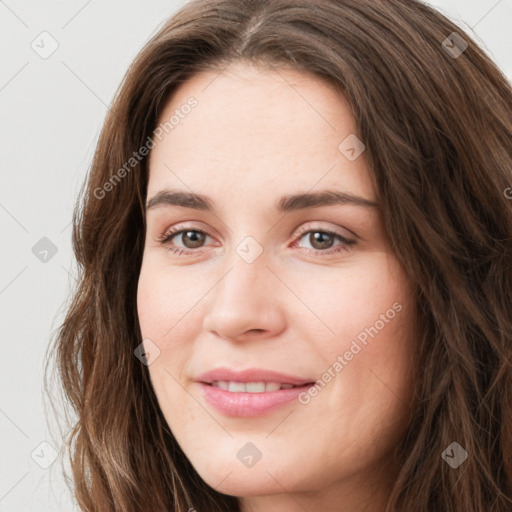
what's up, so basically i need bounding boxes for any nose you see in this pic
[202,248,286,342]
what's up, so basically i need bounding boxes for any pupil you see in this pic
[311,231,333,249]
[184,230,204,248]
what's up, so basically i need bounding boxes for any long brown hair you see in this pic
[44,0,512,510]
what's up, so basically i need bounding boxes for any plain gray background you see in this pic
[1,1,511,510]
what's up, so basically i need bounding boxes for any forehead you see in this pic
[147,62,374,204]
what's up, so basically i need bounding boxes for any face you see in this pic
[137,61,416,511]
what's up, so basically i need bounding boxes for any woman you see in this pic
[45,0,512,510]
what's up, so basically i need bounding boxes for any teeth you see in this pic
[265,382,281,392]
[246,382,266,393]
[228,381,246,392]
[211,381,298,392]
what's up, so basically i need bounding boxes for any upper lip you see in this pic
[195,368,315,386]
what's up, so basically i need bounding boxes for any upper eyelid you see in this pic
[293,222,356,240]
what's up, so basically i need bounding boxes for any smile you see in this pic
[198,380,316,417]
[195,367,316,417]
[209,381,299,392]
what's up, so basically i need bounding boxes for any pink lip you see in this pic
[195,367,316,417]
[195,367,314,386]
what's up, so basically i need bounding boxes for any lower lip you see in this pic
[198,383,313,417]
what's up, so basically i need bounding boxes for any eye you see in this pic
[291,225,356,255]
[156,224,356,256]
[156,227,213,255]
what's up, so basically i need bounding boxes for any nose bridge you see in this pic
[215,235,272,309]
[215,209,271,293]
[202,234,283,338]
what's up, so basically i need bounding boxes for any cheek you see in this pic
[137,265,193,417]
[303,252,416,405]
[136,259,206,387]
[137,259,159,334]
[296,253,409,351]
[137,259,197,341]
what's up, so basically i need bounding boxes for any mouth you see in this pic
[204,381,312,392]
[195,368,316,417]
[196,367,315,387]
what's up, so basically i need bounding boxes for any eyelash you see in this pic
[155,224,356,257]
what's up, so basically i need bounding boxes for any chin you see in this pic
[190,450,308,497]
[203,469,287,497]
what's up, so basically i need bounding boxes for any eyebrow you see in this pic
[145,189,378,213]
